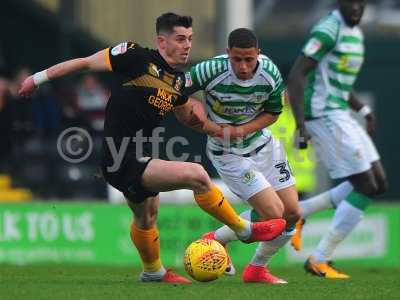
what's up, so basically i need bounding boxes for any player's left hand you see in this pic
[215,124,245,140]
[294,126,310,149]
[365,112,376,136]
[18,76,36,98]
[187,104,206,130]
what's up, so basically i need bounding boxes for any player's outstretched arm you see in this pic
[287,55,317,148]
[174,98,222,135]
[174,98,204,128]
[18,49,109,97]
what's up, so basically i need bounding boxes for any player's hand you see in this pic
[294,126,310,149]
[365,112,376,136]
[187,105,206,130]
[214,124,245,140]
[18,76,36,98]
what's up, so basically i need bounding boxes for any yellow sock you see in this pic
[130,223,162,273]
[194,185,248,233]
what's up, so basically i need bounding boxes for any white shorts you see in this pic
[207,136,296,201]
[306,111,380,179]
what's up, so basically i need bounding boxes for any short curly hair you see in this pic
[228,28,258,49]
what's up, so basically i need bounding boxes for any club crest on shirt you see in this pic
[174,76,183,91]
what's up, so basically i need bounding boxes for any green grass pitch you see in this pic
[1,265,399,300]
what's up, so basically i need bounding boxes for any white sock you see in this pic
[235,220,252,241]
[329,181,353,207]
[214,209,251,244]
[139,266,167,281]
[250,229,295,266]
[313,200,363,262]
[331,200,364,234]
[300,181,353,219]
[300,191,331,219]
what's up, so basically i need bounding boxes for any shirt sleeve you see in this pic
[106,41,146,76]
[263,64,284,114]
[175,95,189,106]
[302,14,339,61]
[173,72,189,106]
[182,64,204,96]
[264,81,284,114]
[302,31,336,61]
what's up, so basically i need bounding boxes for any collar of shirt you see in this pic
[150,49,179,73]
[228,58,262,87]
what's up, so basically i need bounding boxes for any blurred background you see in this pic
[0,0,399,268]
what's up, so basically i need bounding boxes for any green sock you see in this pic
[346,191,372,211]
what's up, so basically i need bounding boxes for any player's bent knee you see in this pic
[274,201,285,217]
[354,179,378,197]
[256,201,284,220]
[376,179,388,195]
[185,163,212,193]
[362,184,379,197]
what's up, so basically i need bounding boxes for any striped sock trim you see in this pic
[345,191,372,211]
[250,209,259,222]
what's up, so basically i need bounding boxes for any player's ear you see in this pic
[156,35,166,49]
[226,47,230,56]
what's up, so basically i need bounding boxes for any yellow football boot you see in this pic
[304,256,350,279]
[291,219,305,251]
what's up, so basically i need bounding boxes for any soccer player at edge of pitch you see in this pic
[287,0,387,278]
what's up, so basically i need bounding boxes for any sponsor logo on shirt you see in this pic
[338,55,363,72]
[148,88,178,116]
[213,102,260,116]
[149,63,162,77]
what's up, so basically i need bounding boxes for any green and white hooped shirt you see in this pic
[302,9,364,119]
[184,54,285,155]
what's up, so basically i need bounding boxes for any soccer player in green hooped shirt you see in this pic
[183,28,300,284]
[288,0,387,278]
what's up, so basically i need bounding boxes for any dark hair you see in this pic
[228,28,258,49]
[156,12,193,34]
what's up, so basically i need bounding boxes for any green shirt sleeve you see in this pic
[302,31,336,61]
[263,80,285,114]
[183,64,203,96]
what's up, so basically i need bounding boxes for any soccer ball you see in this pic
[183,238,228,282]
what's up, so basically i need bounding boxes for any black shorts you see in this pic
[101,144,158,203]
